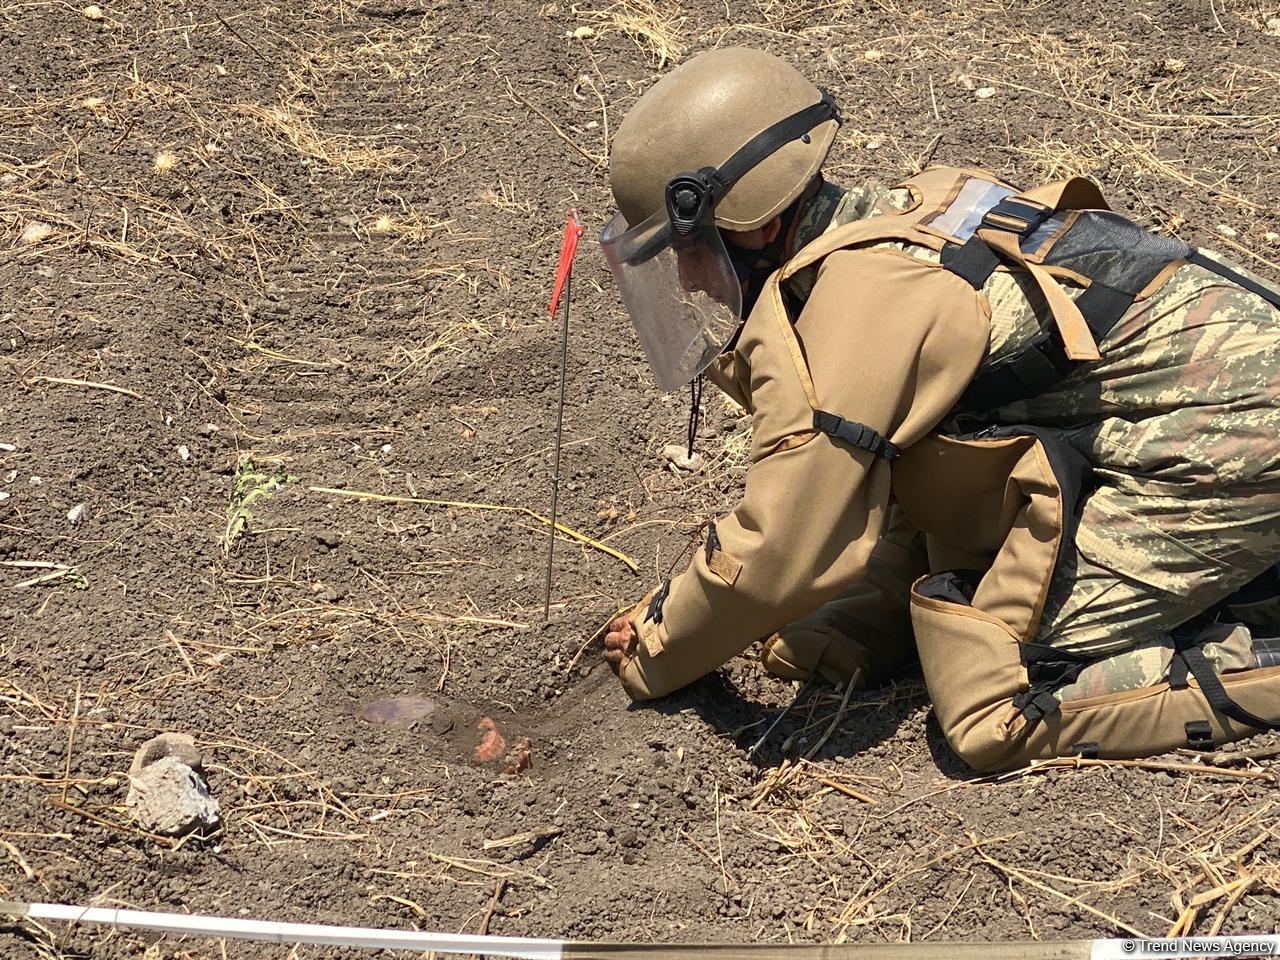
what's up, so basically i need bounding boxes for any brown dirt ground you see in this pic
[3,0,1280,956]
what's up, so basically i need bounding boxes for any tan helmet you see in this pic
[609,47,839,232]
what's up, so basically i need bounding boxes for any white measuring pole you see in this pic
[5,902,565,959]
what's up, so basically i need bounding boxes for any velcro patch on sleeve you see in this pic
[631,607,667,658]
[708,549,742,586]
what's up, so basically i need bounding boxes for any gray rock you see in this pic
[661,443,704,472]
[126,755,220,837]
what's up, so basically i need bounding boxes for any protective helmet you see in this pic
[601,48,841,391]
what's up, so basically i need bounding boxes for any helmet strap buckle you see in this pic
[665,168,722,238]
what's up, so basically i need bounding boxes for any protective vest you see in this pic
[773,166,1280,770]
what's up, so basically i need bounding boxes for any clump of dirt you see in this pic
[3,0,1279,957]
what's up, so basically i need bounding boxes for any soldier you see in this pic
[597,47,1280,771]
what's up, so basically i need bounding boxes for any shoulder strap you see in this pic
[974,198,1102,361]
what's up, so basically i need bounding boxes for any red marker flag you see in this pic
[549,209,584,318]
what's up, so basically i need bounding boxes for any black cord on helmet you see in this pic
[686,373,705,461]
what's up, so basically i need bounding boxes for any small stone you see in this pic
[571,25,595,39]
[66,502,86,525]
[862,49,884,62]
[1266,17,1280,37]
[1264,232,1279,245]
[1216,224,1238,238]
[178,445,191,461]
[126,756,220,837]
[661,444,704,472]
[975,87,996,99]
[82,4,103,19]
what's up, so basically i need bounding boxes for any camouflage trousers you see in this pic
[1000,262,1280,700]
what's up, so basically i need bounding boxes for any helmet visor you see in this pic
[600,209,743,392]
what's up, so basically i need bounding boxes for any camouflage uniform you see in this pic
[785,180,915,301]
[984,254,1280,699]
[790,182,1280,702]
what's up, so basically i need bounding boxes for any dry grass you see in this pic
[235,102,415,173]
[583,0,686,66]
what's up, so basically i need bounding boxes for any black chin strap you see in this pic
[686,374,705,460]
[714,92,841,194]
[666,92,841,235]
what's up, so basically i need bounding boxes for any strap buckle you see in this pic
[1012,687,1061,724]
[981,197,1054,239]
[812,410,901,462]
[1185,720,1215,752]
[646,578,670,625]
[705,523,721,564]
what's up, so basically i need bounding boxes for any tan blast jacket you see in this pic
[620,166,1280,771]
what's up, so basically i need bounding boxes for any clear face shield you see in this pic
[599,93,841,392]
[599,201,743,393]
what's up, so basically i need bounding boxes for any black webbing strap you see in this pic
[812,410,901,461]
[941,236,1001,289]
[646,578,670,625]
[940,197,1053,291]
[957,331,1075,411]
[1073,281,1135,339]
[713,93,841,196]
[1073,741,1100,759]
[1011,687,1061,724]
[1013,642,1092,726]
[1188,250,1280,310]
[1175,637,1279,732]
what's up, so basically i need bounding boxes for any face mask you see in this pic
[722,197,804,317]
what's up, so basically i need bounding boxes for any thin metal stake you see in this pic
[747,675,817,758]
[544,270,571,623]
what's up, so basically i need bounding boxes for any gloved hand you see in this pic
[604,613,637,671]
